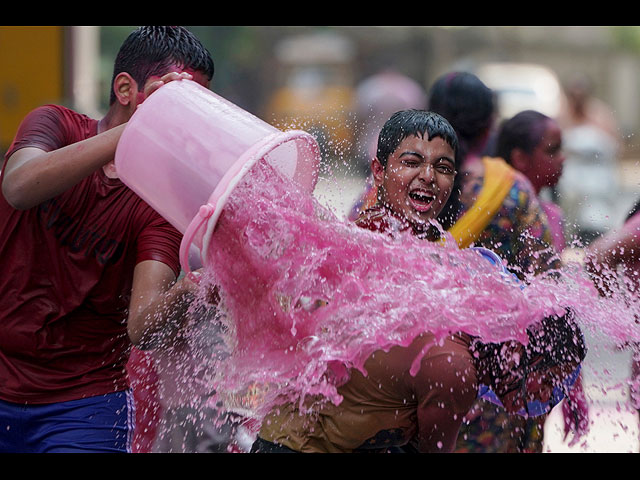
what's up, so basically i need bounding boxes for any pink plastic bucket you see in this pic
[114,80,321,272]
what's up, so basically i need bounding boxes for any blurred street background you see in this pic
[3,26,640,236]
[2,25,640,452]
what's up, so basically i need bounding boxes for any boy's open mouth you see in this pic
[408,189,435,212]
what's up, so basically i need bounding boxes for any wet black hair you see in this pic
[494,110,551,164]
[109,26,215,105]
[375,109,458,168]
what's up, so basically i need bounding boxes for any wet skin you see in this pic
[371,134,456,229]
[518,119,565,193]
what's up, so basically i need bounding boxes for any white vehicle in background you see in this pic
[475,62,619,244]
[475,62,564,122]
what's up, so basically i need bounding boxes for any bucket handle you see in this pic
[180,129,320,276]
[179,202,215,276]
[197,130,320,268]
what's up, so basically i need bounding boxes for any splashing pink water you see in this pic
[197,158,640,421]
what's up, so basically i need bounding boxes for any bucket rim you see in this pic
[178,129,321,274]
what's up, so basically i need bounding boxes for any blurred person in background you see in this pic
[427,71,562,453]
[558,73,621,147]
[555,73,621,245]
[429,72,559,281]
[494,109,590,446]
[582,198,640,433]
[354,67,427,172]
[494,110,567,253]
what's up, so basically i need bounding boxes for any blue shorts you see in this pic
[0,390,135,453]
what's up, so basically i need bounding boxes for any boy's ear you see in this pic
[112,72,138,107]
[371,157,385,186]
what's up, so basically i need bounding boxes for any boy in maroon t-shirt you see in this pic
[0,26,214,453]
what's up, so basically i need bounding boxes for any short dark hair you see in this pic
[427,72,495,231]
[376,109,458,167]
[109,26,215,105]
[494,110,551,163]
[427,72,495,148]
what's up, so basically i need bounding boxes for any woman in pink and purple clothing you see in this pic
[494,109,590,446]
[494,110,567,252]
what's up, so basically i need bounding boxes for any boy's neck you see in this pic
[378,203,442,242]
[97,105,132,180]
[99,104,133,133]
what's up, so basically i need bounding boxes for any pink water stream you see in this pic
[189,158,639,422]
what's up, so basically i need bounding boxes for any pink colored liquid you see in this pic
[195,158,640,423]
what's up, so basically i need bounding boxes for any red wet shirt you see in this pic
[0,105,182,404]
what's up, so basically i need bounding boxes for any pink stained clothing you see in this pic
[538,200,589,441]
[0,104,182,404]
[621,211,640,411]
[258,331,477,453]
[541,201,567,252]
[127,348,163,453]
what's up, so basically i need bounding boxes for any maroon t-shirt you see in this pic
[0,105,182,404]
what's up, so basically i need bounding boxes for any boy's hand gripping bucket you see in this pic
[114,80,321,273]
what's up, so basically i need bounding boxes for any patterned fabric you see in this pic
[455,400,545,453]
[456,164,560,280]
[447,158,515,249]
[454,162,559,453]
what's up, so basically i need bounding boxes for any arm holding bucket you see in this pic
[126,262,219,349]
[2,125,126,210]
[2,70,194,211]
[127,260,194,349]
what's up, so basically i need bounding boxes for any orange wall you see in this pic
[0,26,64,151]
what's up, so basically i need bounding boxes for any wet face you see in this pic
[372,134,456,229]
[529,119,565,190]
[135,67,211,107]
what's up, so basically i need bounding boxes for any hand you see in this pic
[142,71,194,102]
[182,269,220,306]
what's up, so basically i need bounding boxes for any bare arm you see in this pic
[586,212,640,270]
[126,260,204,350]
[2,70,195,210]
[411,335,478,452]
[2,124,126,210]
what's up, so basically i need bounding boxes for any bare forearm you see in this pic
[587,214,640,268]
[128,276,196,350]
[2,124,126,209]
